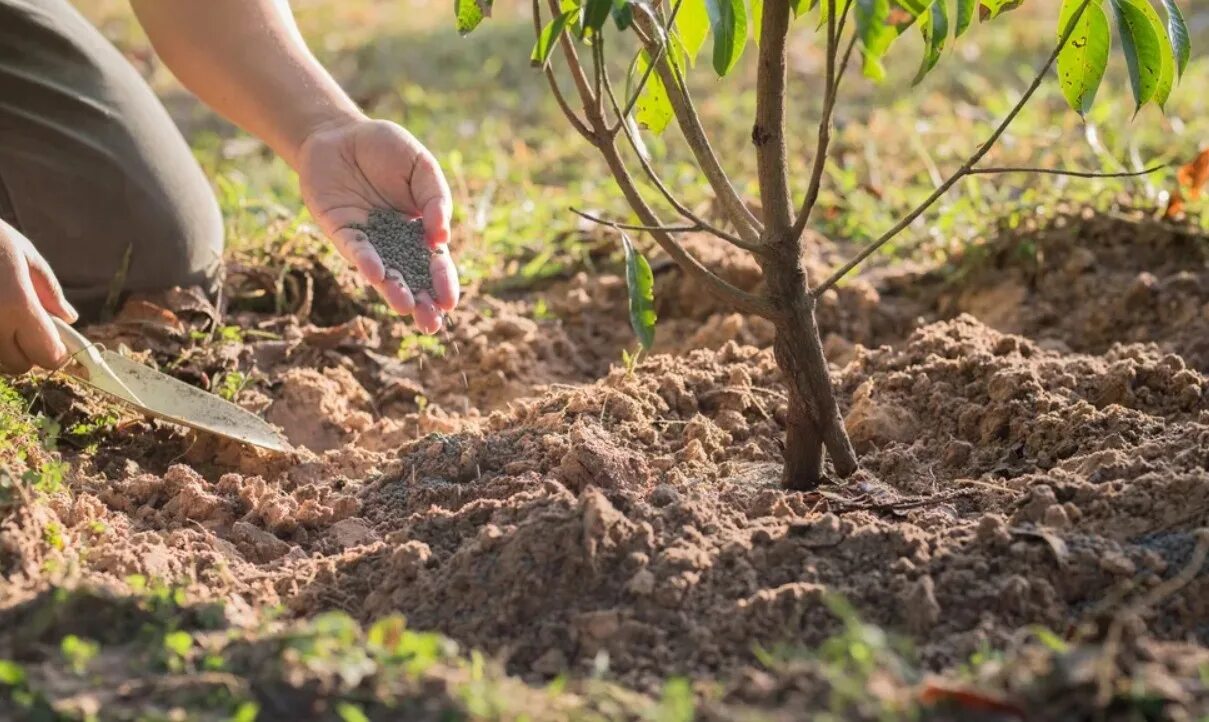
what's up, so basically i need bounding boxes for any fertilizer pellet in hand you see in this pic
[353,209,433,295]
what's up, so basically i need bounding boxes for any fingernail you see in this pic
[64,302,79,323]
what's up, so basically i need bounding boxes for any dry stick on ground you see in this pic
[811,0,1098,298]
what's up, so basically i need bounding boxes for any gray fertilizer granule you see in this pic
[352,209,433,295]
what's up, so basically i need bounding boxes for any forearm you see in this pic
[130,0,362,169]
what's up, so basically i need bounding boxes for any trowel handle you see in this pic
[52,316,105,374]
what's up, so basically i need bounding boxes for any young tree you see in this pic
[457,0,1192,489]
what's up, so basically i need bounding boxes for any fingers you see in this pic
[15,308,67,370]
[0,332,31,376]
[28,258,78,322]
[381,270,416,316]
[429,248,460,313]
[330,227,386,286]
[412,292,443,335]
[420,185,452,250]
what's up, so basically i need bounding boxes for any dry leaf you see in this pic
[918,679,1027,718]
[1176,148,1209,201]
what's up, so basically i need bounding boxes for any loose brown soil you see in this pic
[3,208,1209,720]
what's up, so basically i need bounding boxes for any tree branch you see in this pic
[547,0,602,128]
[572,208,703,235]
[531,0,593,140]
[597,45,767,254]
[631,4,765,245]
[812,0,1097,298]
[610,0,687,135]
[967,164,1165,179]
[754,0,794,236]
[791,0,844,241]
[551,20,776,318]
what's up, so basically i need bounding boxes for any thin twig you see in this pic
[966,164,1166,179]
[598,44,766,253]
[531,0,593,139]
[550,9,776,319]
[811,0,1097,298]
[571,207,701,234]
[611,0,687,135]
[631,3,764,245]
[792,0,844,241]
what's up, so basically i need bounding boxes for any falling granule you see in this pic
[353,209,433,296]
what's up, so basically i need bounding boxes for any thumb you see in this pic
[27,256,78,323]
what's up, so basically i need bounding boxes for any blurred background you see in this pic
[75,0,1209,288]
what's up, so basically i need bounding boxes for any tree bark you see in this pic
[764,243,858,489]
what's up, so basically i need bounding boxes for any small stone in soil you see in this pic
[352,209,433,296]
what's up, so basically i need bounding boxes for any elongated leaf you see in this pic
[1111,0,1163,111]
[855,0,895,80]
[955,0,975,35]
[706,0,747,76]
[455,0,485,35]
[1136,0,1175,108]
[531,11,577,68]
[751,0,764,45]
[1056,0,1110,114]
[676,0,711,61]
[912,1,948,84]
[621,234,657,351]
[1160,0,1191,78]
[794,0,816,18]
[582,0,613,36]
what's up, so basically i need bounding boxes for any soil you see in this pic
[3,208,1209,720]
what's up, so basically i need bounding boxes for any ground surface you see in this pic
[3,2,1209,721]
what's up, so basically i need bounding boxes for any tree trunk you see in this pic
[764,245,858,490]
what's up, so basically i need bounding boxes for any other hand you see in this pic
[0,220,78,374]
[297,117,459,334]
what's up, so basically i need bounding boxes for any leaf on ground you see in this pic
[1176,148,1209,200]
[918,679,1027,718]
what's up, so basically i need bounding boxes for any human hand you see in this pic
[296,117,459,334]
[0,220,78,374]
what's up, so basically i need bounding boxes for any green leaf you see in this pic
[955,0,975,35]
[612,0,634,30]
[531,11,576,68]
[751,0,764,45]
[855,0,895,80]
[977,0,1023,20]
[455,0,486,35]
[632,50,675,133]
[582,0,613,36]
[1111,0,1163,110]
[793,0,816,18]
[1160,0,1190,78]
[706,0,748,76]
[676,0,711,61]
[621,233,657,351]
[1056,0,1110,114]
[912,1,948,84]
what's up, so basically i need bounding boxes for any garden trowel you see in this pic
[53,317,291,453]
